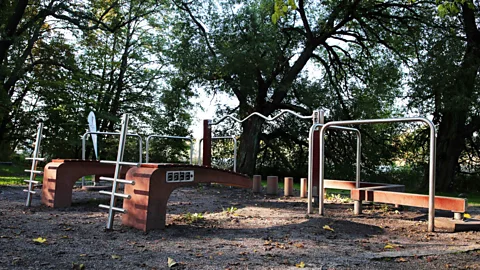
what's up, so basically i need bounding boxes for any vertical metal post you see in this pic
[106,114,129,230]
[25,123,43,207]
[232,136,237,172]
[202,120,212,167]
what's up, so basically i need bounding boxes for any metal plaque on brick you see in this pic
[166,171,194,183]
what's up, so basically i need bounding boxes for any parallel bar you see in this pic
[99,176,135,185]
[100,160,139,166]
[23,190,36,194]
[99,190,131,199]
[308,124,361,214]
[99,204,127,213]
[316,117,437,232]
[350,190,467,213]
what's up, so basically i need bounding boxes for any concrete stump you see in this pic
[266,176,278,195]
[284,177,293,196]
[300,178,307,198]
[253,175,262,193]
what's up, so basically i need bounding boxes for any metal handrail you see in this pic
[210,109,313,126]
[316,117,436,232]
[198,136,237,172]
[82,131,143,163]
[81,131,143,186]
[307,124,361,215]
[145,135,194,164]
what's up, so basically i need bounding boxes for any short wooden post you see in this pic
[300,178,307,198]
[284,177,293,196]
[253,175,262,193]
[266,176,278,195]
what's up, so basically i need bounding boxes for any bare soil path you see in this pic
[0,184,479,269]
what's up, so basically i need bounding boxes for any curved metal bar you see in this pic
[145,135,194,164]
[307,124,361,214]
[211,109,313,126]
[198,136,238,172]
[316,118,436,232]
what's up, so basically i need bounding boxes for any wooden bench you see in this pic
[122,164,252,231]
[41,159,130,208]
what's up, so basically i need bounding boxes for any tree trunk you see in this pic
[237,116,265,175]
[435,112,467,191]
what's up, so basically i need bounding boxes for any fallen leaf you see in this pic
[111,254,121,260]
[384,244,394,249]
[396,257,407,262]
[296,261,306,268]
[464,213,472,219]
[79,254,87,257]
[72,263,85,270]
[323,225,334,232]
[32,237,47,244]
[294,243,305,249]
[168,257,178,268]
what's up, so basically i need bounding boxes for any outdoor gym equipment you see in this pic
[97,114,138,230]
[24,123,45,207]
[145,135,194,164]
[312,117,468,232]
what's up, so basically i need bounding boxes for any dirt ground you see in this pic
[1,184,480,270]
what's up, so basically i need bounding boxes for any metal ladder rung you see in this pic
[25,157,45,161]
[99,177,135,185]
[99,204,127,213]
[99,191,131,199]
[24,169,43,174]
[23,189,36,194]
[24,180,39,184]
[100,160,139,166]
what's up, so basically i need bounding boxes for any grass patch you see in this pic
[0,163,42,185]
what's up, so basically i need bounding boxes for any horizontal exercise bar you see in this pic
[100,160,139,166]
[24,169,43,174]
[99,204,127,213]
[23,190,36,194]
[25,157,45,161]
[98,177,135,185]
[99,191,131,199]
[24,180,39,184]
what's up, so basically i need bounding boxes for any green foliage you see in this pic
[223,206,238,215]
[272,0,297,24]
[182,212,205,224]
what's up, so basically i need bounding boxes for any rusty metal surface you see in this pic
[324,180,405,191]
[41,160,130,208]
[123,165,251,232]
[351,190,467,213]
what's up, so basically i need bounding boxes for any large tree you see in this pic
[409,0,480,191]
[167,0,430,175]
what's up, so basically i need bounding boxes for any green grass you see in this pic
[0,163,42,185]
